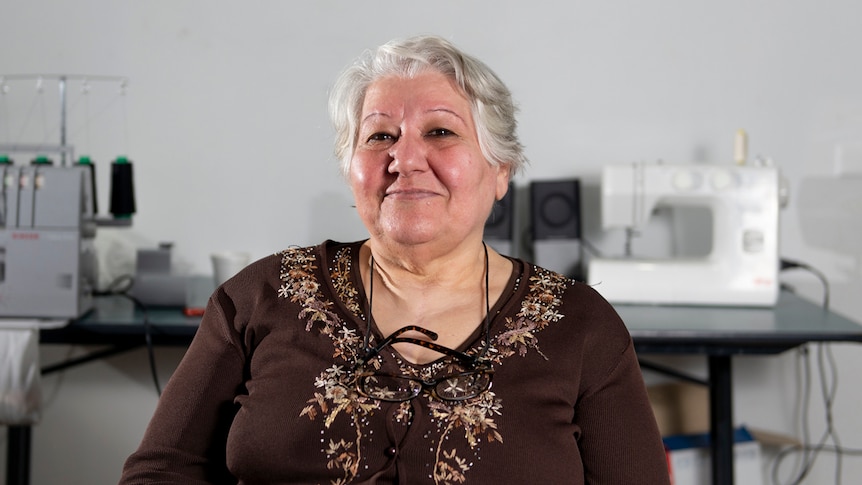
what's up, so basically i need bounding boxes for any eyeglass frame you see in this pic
[353,325,494,402]
[352,244,495,402]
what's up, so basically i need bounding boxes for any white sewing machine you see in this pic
[587,161,780,306]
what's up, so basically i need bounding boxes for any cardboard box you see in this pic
[648,382,800,485]
[648,381,710,437]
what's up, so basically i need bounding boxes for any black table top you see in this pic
[41,290,862,355]
[619,291,862,354]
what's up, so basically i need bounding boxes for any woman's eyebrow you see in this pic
[426,108,467,124]
[359,107,467,126]
[361,112,391,124]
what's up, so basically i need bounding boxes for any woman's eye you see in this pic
[427,128,455,137]
[367,132,395,143]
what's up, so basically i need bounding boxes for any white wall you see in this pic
[2,1,861,483]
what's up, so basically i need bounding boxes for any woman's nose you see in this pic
[388,134,428,174]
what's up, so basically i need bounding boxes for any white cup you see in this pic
[211,251,251,287]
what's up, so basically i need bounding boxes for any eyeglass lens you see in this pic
[358,370,492,402]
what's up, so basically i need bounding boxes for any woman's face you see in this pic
[349,71,510,251]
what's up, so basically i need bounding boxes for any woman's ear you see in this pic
[495,165,511,201]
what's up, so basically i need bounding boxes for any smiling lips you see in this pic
[384,186,439,200]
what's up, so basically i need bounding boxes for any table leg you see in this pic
[7,425,31,485]
[708,355,734,485]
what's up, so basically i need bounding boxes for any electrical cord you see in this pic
[771,343,844,485]
[124,292,162,396]
[93,274,162,396]
[768,258,862,485]
[780,258,830,310]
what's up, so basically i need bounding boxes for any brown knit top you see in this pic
[119,240,669,484]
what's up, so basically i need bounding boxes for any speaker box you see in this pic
[484,183,516,256]
[530,179,584,279]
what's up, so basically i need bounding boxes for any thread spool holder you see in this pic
[0,74,133,227]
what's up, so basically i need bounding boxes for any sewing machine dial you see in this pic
[671,167,740,193]
[671,169,702,191]
[709,169,737,191]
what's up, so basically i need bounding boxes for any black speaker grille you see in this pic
[484,182,514,240]
[530,179,581,240]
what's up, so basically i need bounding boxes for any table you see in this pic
[6,290,862,485]
[7,296,199,485]
[619,291,862,485]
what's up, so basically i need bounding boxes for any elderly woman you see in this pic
[119,35,669,484]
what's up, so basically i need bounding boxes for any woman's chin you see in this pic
[377,221,442,247]
[380,231,438,247]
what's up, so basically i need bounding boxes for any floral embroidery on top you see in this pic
[278,246,338,334]
[280,246,372,483]
[330,246,363,318]
[493,267,568,362]
[280,244,568,485]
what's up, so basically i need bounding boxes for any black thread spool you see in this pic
[75,156,99,214]
[0,155,11,227]
[110,156,136,219]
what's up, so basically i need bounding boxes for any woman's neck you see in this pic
[363,240,487,296]
[358,239,512,360]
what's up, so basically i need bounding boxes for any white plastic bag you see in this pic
[1,326,42,425]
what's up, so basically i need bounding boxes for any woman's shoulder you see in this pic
[514,258,609,305]
[514,258,628,335]
[240,240,364,273]
[221,240,360,289]
[214,240,365,326]
[268,240,364,283]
